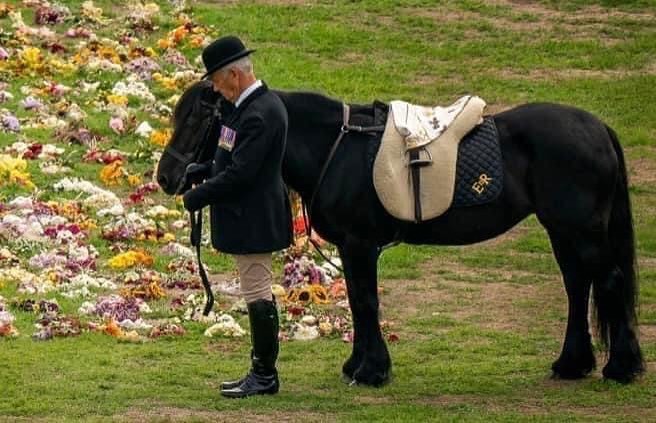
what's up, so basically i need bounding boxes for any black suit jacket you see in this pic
[184,83,293,254]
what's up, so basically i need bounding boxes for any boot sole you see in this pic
[220,386,279,399]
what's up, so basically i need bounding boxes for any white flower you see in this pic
[118,318,152,331]
[78,301,96,315]
[0,311,15,325]
[40,163,71,174]
[8,196,33,209]
[170,219,187,230]
[204,314,246,337]
[135,121,153,138]
[292,323,320,341]
[81,81,100,92]
[111,80,155,103]
[138,302,152,314]
[301,315,318,326]
[66,103,87,122]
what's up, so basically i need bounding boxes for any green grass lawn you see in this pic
[1,0,656,421]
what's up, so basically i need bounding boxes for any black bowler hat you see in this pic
[201,35,255,79]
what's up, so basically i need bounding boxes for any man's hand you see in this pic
[183,187,202,212]
[185,161,211,185]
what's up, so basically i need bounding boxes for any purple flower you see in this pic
[125,57,160,80]
[163,49,190,68]
[20,96,43,110]
[1,113,20,132]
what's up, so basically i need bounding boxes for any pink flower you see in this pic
[109,116,124,135]
[0,47,8,60]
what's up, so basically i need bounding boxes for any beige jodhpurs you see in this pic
[233,253,273,303]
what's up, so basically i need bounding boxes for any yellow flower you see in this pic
[0,155,34,190]
[283,284,330,305]
[150,129,172,147]
[309,284,330,304]
[49,58,78,75]
[99,161,125,186]
[127,174,142,186]
[108,250,154,269]
[106,94,128,106]
[21,47,42,69]
[161,232,175,243]
[98,46,120,64]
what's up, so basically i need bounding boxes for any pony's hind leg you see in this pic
[547,231,596,379]
[550,227,643,383]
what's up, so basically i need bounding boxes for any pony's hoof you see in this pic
[342,355,361,381]
[551,357,595,380]
[352,363,391,387]
[602,361,644,384]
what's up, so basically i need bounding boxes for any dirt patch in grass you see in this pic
[497,67,656,82]
[415,392,656,420]
[491,0,656,22]
[443,275,564,335]
[639,324,656,343]
[117,407,330,422]
[382,261,564,338]
[629,154,656,186]
[200,0,310,5]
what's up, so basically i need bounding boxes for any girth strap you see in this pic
[302,103,392,270]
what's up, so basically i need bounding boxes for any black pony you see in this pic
[157,80,644,386]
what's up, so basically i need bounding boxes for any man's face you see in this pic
[210,67,240,103]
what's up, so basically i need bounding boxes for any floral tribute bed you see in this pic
[0,1,398,345]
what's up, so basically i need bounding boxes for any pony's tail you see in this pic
[591,126,644,382]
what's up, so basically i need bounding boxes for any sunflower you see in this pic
[309,284,329,304]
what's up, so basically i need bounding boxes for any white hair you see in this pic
[219,56,253,76]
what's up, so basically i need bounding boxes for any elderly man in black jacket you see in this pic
[182,35,292,398]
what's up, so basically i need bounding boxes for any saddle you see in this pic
[373,95,487,222]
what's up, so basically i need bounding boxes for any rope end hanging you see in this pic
[190,210,215,316]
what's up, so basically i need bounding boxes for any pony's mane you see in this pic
[273,90,343,127]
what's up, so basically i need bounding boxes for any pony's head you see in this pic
[156,80,226,195]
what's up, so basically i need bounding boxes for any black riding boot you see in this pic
[221,298,279,398]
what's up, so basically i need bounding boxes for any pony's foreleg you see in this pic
[338,239,391,386]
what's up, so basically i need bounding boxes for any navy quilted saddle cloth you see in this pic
[451,117,503,208]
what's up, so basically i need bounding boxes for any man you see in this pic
[182,35,292,398]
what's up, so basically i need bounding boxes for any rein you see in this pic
[302,103,386,271]
[171,98,222,316]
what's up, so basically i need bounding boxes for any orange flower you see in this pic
[157,38,171,49]
[99,160,125,186]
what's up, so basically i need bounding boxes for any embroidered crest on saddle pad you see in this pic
[373,95,493,222]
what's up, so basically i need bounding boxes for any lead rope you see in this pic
[190,209,214,316]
